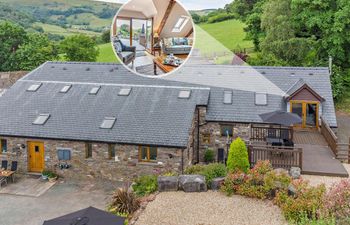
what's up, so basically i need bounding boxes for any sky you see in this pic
[93,0,232,10]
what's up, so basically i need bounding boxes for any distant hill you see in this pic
[0,0,121,39]
[191,9,217,16]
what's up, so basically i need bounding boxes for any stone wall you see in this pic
[0,71,28,89]
[198,122,251,162]
[0,136,188,182]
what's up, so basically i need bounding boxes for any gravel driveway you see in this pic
[135,191,287,225]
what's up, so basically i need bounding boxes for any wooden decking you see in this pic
[294,130,348,177]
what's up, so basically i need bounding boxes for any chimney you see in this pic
[329,56,333,75]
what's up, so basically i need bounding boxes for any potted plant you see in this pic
[48,171,58,182]
[41,170,50,180]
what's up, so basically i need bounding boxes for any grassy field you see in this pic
[35,22,101,37]
[199,19,254,53]
[97,43,119,63]
[66,13,111,30]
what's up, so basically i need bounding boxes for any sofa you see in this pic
[113,38,136,66]
[161,37,192,55]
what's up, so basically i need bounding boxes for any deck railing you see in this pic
[250,125,294,142]
[248,145,303,170]
[320,117,350,162]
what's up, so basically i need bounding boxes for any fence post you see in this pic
[299,148,303,170]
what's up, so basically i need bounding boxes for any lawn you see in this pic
[97,43,119,63]
[199,19,254,53]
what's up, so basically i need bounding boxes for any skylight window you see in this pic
[27,83,42,92]
[178,90,191,99]
[172,16,190,33]
[224,91,232,104]
[118,88,132,96]
[89,86,101,95]
[60,85,72,93]
[100,117,116,129]
[33,114,50,125]
[255,93,267,106]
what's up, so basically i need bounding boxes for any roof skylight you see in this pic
[118,88,132,96]
[89,86,101,95]
[178,90,191,99]
[100,117,116,129]
[60,85,72,93]
[255,93,268,106]
[172,16,190,33]
[33,114,50,125]
[224,91,232,104]
[27,83,42,92]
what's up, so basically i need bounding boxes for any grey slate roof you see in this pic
[0,62,337,149]
[172,65,337,127]
[0,62,209,148]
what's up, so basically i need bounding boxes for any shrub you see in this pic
[204,148,215,163]
[185,163,227,187]
[110,188,140,215]
[201,163,227,186]
[274,179,326,222]
[292,213,336,225]
[323,179,350,221]
[221,171,247,196]
[132,175,158,197]
[184,164,205,175]
[227,138,250,173]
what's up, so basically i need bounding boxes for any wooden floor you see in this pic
[294,130,348,177]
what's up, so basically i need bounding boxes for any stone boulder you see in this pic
[211,177,225,190]
[157,176,178,192]
[274,168,289,175]
[178,175,207,192]
[288,184,297,197]
[289,167,301,179]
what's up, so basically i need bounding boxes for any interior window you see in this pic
[0,139,7,153]
[86,143,92,158]
[221,125,233,137]
[108,144,116,159]
[139,146,157,162]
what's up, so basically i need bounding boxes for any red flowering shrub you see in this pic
[221,170,247,196]
[323,179,350,221]
[274,179,326,222]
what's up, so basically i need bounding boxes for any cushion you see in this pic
[163,38,173,47]
[120,51,134,59]
[187,38,194,46]
[173,38,188,46]
[115,42,123,53]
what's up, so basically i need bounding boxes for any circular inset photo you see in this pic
[111,0,194,76]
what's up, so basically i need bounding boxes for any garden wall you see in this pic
[0,71,28,89]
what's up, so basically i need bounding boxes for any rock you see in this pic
[178,175,207,192]
[273,168,289,175]
[211,177,225,190]
[157,176,178,192]
[289,167,301,179]
[288,184,297,197]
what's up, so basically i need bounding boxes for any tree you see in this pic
[227,138,250,173]
[60,34,99,62]
[101,29,111,43]
[16,33,58,71]
[191,13,201,24]
[0,21,27,71]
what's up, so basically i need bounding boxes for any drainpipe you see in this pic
[329,56,333,75]
[181,148,184,174]
[197,109,200,164]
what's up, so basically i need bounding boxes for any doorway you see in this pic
[290,101,319,128]
[28,141,45,172]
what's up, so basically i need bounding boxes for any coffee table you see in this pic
[153,54,188,75]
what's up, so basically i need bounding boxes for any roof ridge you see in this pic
[184,65,329,70]
[19,79,211,90]
[46,61,121,66]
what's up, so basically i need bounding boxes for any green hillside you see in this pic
[199,19,254,53]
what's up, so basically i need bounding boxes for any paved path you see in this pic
[0,181,110,225]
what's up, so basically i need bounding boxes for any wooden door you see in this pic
[290,101,319,129]
[28,141,44,172]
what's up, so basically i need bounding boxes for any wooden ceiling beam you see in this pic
[157,0,176,35]
[185,28,193,37]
